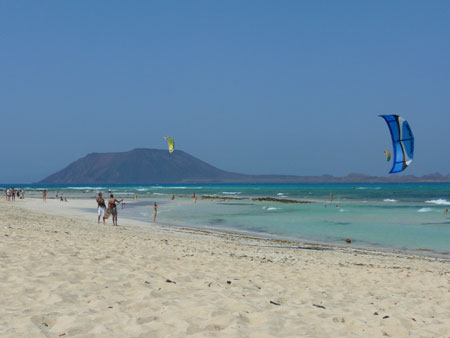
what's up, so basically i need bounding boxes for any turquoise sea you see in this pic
[4,183,450,255]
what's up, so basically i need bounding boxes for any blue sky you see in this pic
[1,1,449,182]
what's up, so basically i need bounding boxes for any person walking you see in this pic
[153,202,158,223]
[96,192,106,224]
[108,194,122,226]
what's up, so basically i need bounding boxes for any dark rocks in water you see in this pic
[346,238,352,243]
[252,197,313,204]
[202,195,314,204]
[202,195,247,201]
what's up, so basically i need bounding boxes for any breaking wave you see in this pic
[425,199,450,205]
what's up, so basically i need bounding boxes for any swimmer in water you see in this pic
[153,202,158,223]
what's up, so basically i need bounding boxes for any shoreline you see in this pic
[8,197,450,259]
[4,197,450,265]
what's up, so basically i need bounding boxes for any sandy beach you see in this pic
[1,198,449,337]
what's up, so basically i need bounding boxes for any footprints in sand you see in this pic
[1,201,449,337]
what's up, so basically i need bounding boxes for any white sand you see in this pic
[0,198,449,337]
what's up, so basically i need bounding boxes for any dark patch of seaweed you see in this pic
[202,195,314,204]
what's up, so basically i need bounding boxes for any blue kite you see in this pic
[379,114,414,174]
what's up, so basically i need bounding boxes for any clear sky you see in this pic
[1,1,449,183]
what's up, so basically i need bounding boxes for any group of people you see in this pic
[96,193,123,226]
[4,188,25,201]
[95,191,200,226]
[96,192,161,226]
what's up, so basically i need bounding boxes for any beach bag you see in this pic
[104,208,111,220]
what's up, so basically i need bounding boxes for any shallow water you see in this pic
[4,183,450,255]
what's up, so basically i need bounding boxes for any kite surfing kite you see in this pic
[164,136,175,154]
[379,114,414,173]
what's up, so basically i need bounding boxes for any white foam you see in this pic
[277,193,286,196]
[266,207,279,211]
[67,187,106,190]
[222,192,242,195]
[152,193,168,196]
[152,186,194,189]
[425,199,450,205]
[418,207,432,213]
[384,199,397,202]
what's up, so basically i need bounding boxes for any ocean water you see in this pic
[3,183,450,255]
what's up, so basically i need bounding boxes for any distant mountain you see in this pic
[40,149,246,184]
[39,148,450,184]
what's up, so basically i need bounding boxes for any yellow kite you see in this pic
[164,136,175,154]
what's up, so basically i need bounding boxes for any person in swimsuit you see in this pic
[97,192,106,224]
[108,194,123,226]
[153,202,157,223]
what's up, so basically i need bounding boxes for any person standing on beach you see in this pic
[96,192,106,224]
[108,194,123,226]
[330,192,333,202]
[171,194,175,200]
[11,188,15,202]
[444,208,448,214]
[153,202,157,223]
[42,190,47,202]
[193,192,197,203]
